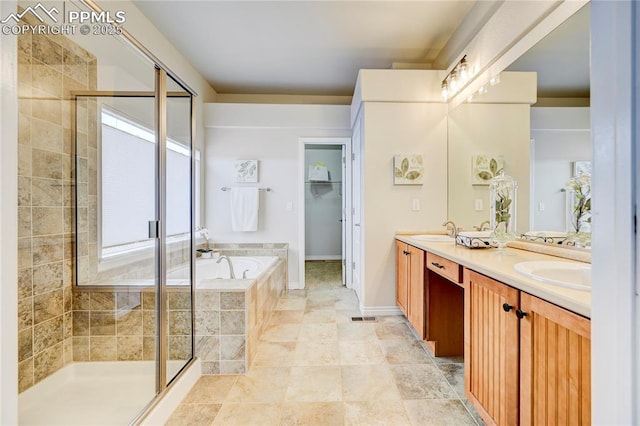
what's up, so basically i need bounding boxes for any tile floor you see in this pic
[166,266,482,426]
[304,260,343,288]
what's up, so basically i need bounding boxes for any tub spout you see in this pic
[216,255,236,279]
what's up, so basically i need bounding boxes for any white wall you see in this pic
[204,104,351,288]
[530,107,590,231]
[448,103,532,233]
[304,146,343,259]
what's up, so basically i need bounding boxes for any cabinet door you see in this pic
[395,241,409,316]
[520,293,591,426]
[407,244,425,338]
[464,269,519,426]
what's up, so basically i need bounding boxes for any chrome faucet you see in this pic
[442,220,459,239]
[474,220,490,231]
[216,255,236,279]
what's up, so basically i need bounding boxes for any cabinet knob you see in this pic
[403,250,410,255]
[502,303,514,312]
[431,262,445,269]
[516,309,528,319]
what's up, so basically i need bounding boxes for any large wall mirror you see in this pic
[447,2,591,243]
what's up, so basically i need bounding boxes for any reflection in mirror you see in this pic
[447,2,591,247]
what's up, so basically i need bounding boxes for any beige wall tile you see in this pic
[117,336,143,361]
[31,178,62,207]
[17,297,33,331]
[32,235,63,265]
[31,149,63,180]
[18,328,33,362]
[90,336,116,361]
[63,50,88,85]
[18,359,34,393]
[73,311,89,336]
[31,35,62,72]
[116,309,143,336]
[32,261,63,295]
[18,268,33,300]
[169,310,192,336]
[34,342,63,383]
[33,316,63,354]
[31,61,62,99]
[33,290,63,325]
[143,336,155,361]
[18,207,31,238]
[90,292,115,310]
[90,311,116,336]
[168,335,192,360]
[220,335,245,361]
[32,97,62,126]
[220,311,245,335]
[221,292,245,310]
[31,117,63,153]
[18,238,32,270]
[72,337,90,361]
[31,207,63,236]
[18,144,32,176]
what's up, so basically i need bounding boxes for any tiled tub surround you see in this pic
[70,256,287,375]
[16,11,98,392]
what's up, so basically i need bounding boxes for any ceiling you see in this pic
[133,1,590,99]
[132,0,475,96]
[507,3,590,98]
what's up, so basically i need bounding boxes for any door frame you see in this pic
[298,137,352,290]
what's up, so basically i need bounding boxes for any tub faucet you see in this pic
[474,220,491,231]
[442,220,459,239]
[216,255,236,279]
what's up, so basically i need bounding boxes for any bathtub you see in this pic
[167,256,280,289]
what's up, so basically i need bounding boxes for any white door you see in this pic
[341,146,347,285]
[351,117,363,302]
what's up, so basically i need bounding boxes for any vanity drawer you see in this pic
[426,252,462,284]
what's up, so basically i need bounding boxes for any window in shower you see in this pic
[99,108,200,261]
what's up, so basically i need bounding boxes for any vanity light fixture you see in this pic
[489,74,501,86]
[441,54,474,102]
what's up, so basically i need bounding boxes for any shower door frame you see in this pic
[72,77,197,423]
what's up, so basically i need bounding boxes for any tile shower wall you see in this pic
[16,11,97,392]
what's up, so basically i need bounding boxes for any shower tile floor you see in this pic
[166,282,483,425]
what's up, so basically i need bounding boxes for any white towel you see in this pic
[308,165,329,181]
[230,188,259,232]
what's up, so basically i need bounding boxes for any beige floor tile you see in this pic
[378,339,433,365]
[390,364,458,399]
[437,363,465,398]
[225,367,290,403]
[278,402,344,426]
[374,322,415,340]
[252,341,296,367]
[344,400,411,426]
[260,324,301,342]
[212,402,281,426]
[335,310,363,324]
[285,366,342,402]
[403,399,477,425]
[165,403,221,426]
[341,364,402,401]
[293,340,340,366]
[305,298,336,310]
[339,340,386,365]
[182,376,238,404]
[376,315,407,324]
[298,323,338,341]
[276,298,307,311]
[301,309,336,324]
[269,310,305,325]
[337,322,377,340]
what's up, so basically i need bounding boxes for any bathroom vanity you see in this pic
[395,235,591,426]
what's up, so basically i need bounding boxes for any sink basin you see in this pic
[410,234,454,242]
[513,261,591,291]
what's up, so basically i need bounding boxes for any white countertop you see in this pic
[396,235,591,318]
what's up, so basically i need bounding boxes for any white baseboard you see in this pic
[359,305,403,317]
[141,358,201,425]
[305,255,342,261]
[288,281,303,290]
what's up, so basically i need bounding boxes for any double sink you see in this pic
[408,234,591,292]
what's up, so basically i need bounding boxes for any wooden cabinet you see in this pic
[520,293,591,426]
[464,268,520,425]
[395,241,425,338]
[464,268,591,426]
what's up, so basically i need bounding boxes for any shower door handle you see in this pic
[148,220,159,239]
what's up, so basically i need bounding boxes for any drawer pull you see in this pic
[403,250,410,255]
[516,309,528,319]
[502,303,514,312]
[431,262,445,269]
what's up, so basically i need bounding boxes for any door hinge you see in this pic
[351,153,356,161]
[148,220,159,239]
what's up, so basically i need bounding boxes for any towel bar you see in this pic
[221,187,271,192]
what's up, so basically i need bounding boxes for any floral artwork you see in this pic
[472,155,504,185]
[394,155,424,185]
[234,160,258,183]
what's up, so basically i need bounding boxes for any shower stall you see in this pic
[15,1,197,424]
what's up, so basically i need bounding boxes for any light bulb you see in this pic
[478,85,488,95]
[467,94,474,103]
[489,74,501,86]
[459,58,469,83]
[441,81,449,102]
[449,71,458,93]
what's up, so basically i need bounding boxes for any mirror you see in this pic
[447,3,591,243]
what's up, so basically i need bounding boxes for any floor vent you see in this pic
[351,316,377,322]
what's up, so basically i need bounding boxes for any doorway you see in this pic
[298,138,351,290]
